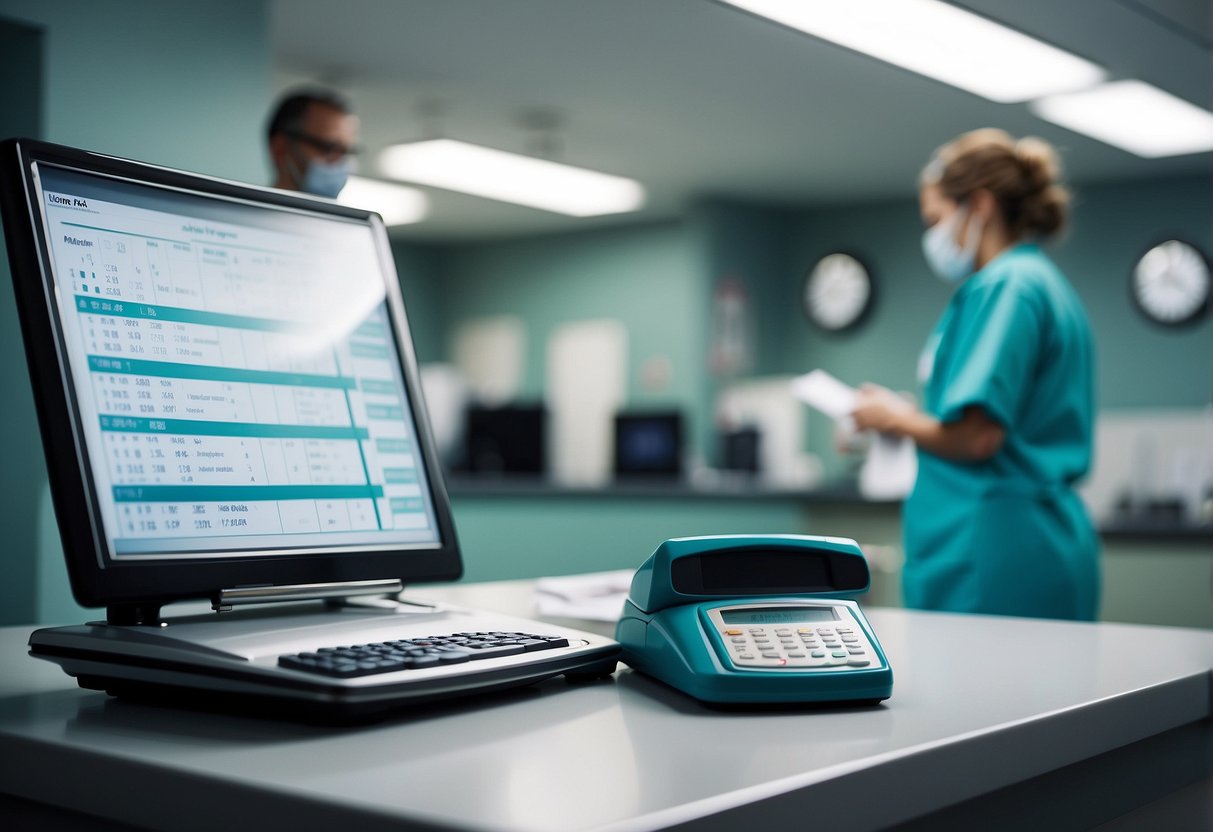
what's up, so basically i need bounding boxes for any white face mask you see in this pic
[922,205,983,283]
[285,147,352,199]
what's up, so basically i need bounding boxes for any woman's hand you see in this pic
[850,385,1005,461]
[851,384,915,435]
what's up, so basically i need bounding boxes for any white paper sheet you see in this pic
[790,369,858,420]
[792,370,917,499]
[860,433,918,500]
[534,569,634,622]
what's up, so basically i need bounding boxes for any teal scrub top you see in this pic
[903,243,1100,620]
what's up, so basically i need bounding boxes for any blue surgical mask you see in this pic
[922,206,983,283]
[301,157,351,199]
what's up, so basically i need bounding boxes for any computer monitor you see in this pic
[0,140,462,615]
[613,411,683,478]
[463,404,546,475]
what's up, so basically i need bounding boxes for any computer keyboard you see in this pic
[278,631,572,678]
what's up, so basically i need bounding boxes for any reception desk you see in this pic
[1,580,1211,831]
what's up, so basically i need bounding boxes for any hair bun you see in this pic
[1014,136,1060,193]
[931,129,1070,238]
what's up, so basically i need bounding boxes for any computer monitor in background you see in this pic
[463,404,547,475]
[614,411,683,479]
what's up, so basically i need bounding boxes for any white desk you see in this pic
[1,580,1211,831]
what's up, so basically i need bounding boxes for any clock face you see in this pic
[803,253,873,332]
[1131,240,1210,327]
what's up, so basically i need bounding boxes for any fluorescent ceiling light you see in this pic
[378,139,645,217]
[1031,80,1213,158]
[720,0,1105,103]
[337,175,430,226]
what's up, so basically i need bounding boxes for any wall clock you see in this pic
[1131,240,1210,327]
[802,252,874,333]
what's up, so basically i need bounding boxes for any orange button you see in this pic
[724,629,743,636]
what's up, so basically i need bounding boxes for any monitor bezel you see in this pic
[0,138,463,609]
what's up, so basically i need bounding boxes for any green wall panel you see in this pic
[449,495,809,582]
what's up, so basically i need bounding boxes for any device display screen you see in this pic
[671,550,834,595]
[720,607,838,625]
[34,163,442,561]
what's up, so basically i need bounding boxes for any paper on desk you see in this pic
[535,570,634,622]
[790,370,858,420]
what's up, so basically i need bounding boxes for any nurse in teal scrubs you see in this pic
[852,129,1099,620]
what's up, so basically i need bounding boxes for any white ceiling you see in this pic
[270,0,1213,242]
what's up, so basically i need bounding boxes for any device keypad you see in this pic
[715,613,875,670]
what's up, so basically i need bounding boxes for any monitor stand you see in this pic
[105,579,438,626]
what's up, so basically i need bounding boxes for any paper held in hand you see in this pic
[790,370,917,500]
[790,369,858,420]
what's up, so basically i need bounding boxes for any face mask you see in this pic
[285,146,351,199]
[300,157,351,199]
[922,206,983,283]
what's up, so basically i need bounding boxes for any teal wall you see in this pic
[393,243,452,366]
[0,0,271,624]
[0,1,271,185]
[414,222,713,444]
[0,18,44,625]
[451,495,809,582]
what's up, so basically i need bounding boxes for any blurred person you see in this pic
[851,129,1099,620]
[266,87,359,198]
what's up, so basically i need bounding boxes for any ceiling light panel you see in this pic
[337,176,430,226]
[379,139,646,217]
[721,0,1105,103]
[1031,80,1213,158]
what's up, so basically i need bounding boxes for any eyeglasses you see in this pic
[283,130,361,161]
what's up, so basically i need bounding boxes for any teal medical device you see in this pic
[616,535,892,705]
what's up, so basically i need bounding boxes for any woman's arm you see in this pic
[850,385,1005,461]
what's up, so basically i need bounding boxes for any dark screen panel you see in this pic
[672,549,834,595]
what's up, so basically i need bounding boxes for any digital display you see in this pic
[671,550,834,595]
[720,607,839,625]
[35,164,441,560]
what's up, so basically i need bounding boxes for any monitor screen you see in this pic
[1,141,460,605]
[613,411,682,477]
[463,405,546,474]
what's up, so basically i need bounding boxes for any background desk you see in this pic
[2,581,1211,831]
